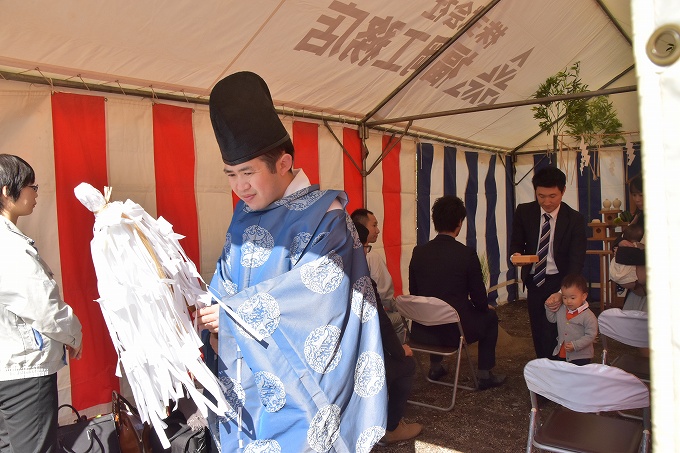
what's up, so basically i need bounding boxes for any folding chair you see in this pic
[598,308,650,383]
[394,295,478,412]
[524,359,651,453]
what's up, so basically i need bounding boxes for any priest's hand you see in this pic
[197,305,220,333]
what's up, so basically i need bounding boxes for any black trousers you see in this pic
[385,355,416,431]
[410,307,499,371]
[0,373,59,453]
[526,273,561,359]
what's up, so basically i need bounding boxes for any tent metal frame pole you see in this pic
[322,120,364,176]
[359,0,504,124]
[354,0,504,186]
[365,122,411,175]
[365,85,636,127]
[0,70,505,154]
[594,0,633,46]
[0,70,206,105]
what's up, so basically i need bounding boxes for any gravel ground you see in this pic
[372,299,641,453]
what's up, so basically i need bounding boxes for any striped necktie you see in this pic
[534,213,552,287]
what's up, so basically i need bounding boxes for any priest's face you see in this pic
[224,154,293,210]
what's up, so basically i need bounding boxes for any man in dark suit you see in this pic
[409,195,505,390]
[354,221,421,446]
[510,167,587,359]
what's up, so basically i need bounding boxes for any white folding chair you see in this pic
[524,359,650,453]
[394,295,478,411]
[598,308,650,383]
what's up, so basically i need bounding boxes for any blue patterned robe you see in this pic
[208,184,387,453]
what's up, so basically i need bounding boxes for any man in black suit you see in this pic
[354,221,421,445]
[409,196,505,390]
[510,167,587,359]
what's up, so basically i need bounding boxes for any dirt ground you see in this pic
[372,299,643,453]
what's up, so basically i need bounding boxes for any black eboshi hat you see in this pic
[209,71,293,165]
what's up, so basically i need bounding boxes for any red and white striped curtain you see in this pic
[0,80,416,416]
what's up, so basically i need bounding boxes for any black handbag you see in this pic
[158,425,210,453]
[616,246,645,266]
[149,400,210,453]
[151,409,211,453]
[57,404,120,453]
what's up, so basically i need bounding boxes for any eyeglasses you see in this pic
[364,245,372,253]
[27,184,39,192]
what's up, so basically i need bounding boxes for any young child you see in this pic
[545,274,598,365]
[610,223,644,288]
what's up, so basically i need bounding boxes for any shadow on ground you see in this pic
[372,299,644,453]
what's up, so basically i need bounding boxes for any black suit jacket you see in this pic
[509,201,587,284]
[409,234,488,314]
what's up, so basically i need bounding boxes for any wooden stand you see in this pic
[587,209,626,312]
[600,209,622,225]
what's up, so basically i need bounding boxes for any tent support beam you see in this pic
[364,121,412,176]
[0,69,506,154]
[0,70,207,105]
[365,85,636,127]
[359,0,504,124]
[323,119,410,207]
[322,120,365,176]
[594,0,633,46]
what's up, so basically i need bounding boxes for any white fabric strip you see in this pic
[74,183,232,448]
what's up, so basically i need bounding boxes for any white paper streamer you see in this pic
[74,182,232,448]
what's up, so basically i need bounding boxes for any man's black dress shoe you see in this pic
[428,366,448,381]
[477,372,506,390]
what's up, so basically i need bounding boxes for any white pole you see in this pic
[631,1,680,451]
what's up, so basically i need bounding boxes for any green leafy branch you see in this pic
[566,96,623,146]
[532,62,588,137]
[479,252,490,288]
[532,61,622,147]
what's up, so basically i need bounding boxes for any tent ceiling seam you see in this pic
[209,0,289,89]
[360,0,504,124]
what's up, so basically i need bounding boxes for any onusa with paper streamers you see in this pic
[74,182,232,449]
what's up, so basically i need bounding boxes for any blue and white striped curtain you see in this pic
[416,143,642,304]
[416,143,516,305]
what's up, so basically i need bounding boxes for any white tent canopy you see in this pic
[0,0,639,153]
[2,1,679,451]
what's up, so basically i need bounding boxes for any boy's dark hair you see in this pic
[0,154,35,211]
[351,208,374,226]
[258,143,295,173]
[561,273,588,294]
[432,195,467,233]
[622,223,644,242]
[532,166,566,191]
